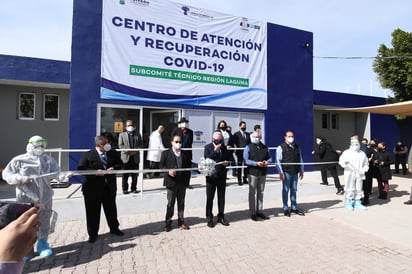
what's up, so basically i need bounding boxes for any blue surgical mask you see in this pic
[251,137,260,144]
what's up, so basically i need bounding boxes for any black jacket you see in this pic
[313,141,338,167]
[160,149,191,188]
[77,149,123,194]
[371,150,393,181]
[204,142,229,181]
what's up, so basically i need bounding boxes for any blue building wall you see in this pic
[0,54,70,84]
[266,24,313,166]
[313,90,400,147]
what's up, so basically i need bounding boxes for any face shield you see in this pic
[27,136,48,156]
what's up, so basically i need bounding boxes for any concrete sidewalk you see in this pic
[1,171,412,273]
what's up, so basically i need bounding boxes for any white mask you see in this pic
[33,147,45,156]
[126,126,135,132]
[180,122,187,128]
[173,142,182,149]
[316,139,321,145]
[287,137,294,144]
[103,143,111,152]
[350,144,360,151]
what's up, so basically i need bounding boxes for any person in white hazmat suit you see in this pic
[2,136,61,258]
[339,138,369,211]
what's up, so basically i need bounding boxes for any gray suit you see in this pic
[118,131,142,192]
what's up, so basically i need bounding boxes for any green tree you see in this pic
[373,28,412,104]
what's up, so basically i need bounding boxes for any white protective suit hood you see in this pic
[26,135,48,156]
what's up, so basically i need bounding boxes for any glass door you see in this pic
[149,109,180,147]
[97,104,142,149]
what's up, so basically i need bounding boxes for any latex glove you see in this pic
[58,171,72,182]
[18,175,30,184]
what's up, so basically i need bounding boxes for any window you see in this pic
[43,94,59,120]
[19,93,35,120]
[331,113,339,129]
[321,113,329,129]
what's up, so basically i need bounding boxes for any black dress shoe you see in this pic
[336,188,345,195]
[291,209,305,216]
[320,182,328,185]
[256,213,269,220]
[218,218,230,226]
[238,180,243,185]
[123,190,130,194]
[110,229,124,236]
[207,220,215,228]
[164,224,172,232]
[284,210,291,217]
[251,214,258,221]
[243,179,249,185]
[132,190,139,194]
[88,235,98,243]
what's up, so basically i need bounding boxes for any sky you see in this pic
[1,0,411,98]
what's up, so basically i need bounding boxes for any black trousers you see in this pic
[206,176,226,219]
[363,170,373,202]
[321,165,342,189]
[165,184,186,225]
[122,158,139,191]
[149,161,160,177]
[395,155,407,173]
[83,180,119,237]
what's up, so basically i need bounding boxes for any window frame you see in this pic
[43,93,60,121]
[18,92,36,120]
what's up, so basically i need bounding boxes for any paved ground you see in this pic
[1,171,412,273]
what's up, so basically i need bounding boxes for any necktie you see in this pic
[101,153,107,169]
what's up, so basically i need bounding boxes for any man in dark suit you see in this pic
[78,136,124,243]
[233,121,251,185]
[171,117,194,162]
[204,131,230,228]
[160,135,192,232]
[312,136,344,195]
[118,120,143,194]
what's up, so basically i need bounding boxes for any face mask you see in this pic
[240,127,246,132]
[103,143,111,152]
[370,143,376,148]
[350,144,360,151]
[287,137,294,144]
[397,142,402,146]
[180,123,187,128]
[126,126,135,132]
[213,139,221,145]
[316,139,321,145]
[173,142,182,149]
[251,137,260,144]
[33,147,45,156]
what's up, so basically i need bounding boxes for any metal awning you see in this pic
[326,100,412,116]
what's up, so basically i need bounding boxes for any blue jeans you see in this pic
[282,172,298,211]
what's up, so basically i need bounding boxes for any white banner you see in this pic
[101,0,267,110]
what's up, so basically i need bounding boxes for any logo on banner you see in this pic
[181,6,190,15]
[180,7,213,19]
[194,130,205,143]
[130,0,150,6]
[240,17,261,31]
